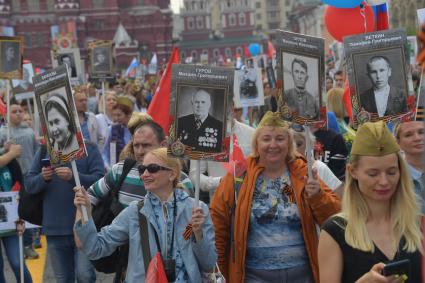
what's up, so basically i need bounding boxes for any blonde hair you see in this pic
[326,88,346,119]
[146,148,181,187]
[251,126,297,164]
[341,153,423,254]
[98,90,118,113]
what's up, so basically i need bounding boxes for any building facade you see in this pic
[390,0,425,34]
[0,0,173,70]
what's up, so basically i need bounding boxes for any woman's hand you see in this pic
[192,207,205,242]
[304,167,321,197]
[55,167,73,181]
[73,186,91,218]
[8,143,22,159]
[15,219,25,236]
[356,263,403,283]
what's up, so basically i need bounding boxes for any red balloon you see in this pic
[325,5,375,42]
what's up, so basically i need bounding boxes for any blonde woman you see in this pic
[74,147,216,282]
[96,90,117,151]
[318,121,423,283]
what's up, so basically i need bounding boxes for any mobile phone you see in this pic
[41,158,51,168]
[381,259,410,277]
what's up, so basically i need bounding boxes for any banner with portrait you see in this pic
[88,40,114,80]
[0,36,23,80]
[233,58,264,108]
[52,48,82,85]
[0,192,39,231]
[168,64,234,161]
[33,65,87,166]
[12,62,35,98]
[344,29,414,127]
[274,31,326,125]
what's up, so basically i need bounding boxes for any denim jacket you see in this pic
[75,189,217,283]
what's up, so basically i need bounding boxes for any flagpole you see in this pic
[101,80,106,114]
[304,125,313,179]
[194,159,200,207]
[71,160,89,222]
[6,80,10,141]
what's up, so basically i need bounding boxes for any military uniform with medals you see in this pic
[177,114,223,152]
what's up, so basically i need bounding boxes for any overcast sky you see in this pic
[170,0,183,13]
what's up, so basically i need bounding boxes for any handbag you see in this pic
[202,264,226,283]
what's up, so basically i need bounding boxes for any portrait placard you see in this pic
[12,62,34,97]
[33,65,87,166]
[233,62,264,108]
[344,29,412,126]
[168,64,234,161]
[0,36,23,80]
[274,30,325,125]
[0,192,39,231]
[52,48,82,85]
[88,41,114,79]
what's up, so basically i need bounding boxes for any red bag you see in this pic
[145,252,168,283]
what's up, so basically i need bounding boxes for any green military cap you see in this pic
[351,121,399,156]
[258,111,290,129]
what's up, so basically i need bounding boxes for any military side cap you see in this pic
[351,121,399,156]
[116,96,134,110]
[258,111,290,129]
[128,112,153,135]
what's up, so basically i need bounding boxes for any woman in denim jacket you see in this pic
[74,147,216,282]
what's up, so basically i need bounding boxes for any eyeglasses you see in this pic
[138,164,171,174]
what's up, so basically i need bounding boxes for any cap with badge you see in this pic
[351,121,400,156]
[257,111,290,129]
[116,96,134,111]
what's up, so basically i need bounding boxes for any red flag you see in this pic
[222,135,247,177]
[244,45,251,58]
[0,98,6,117]
[343,79,353,121]
[267,40,276,59]
[147,47,179,135]
[145,253,168,283]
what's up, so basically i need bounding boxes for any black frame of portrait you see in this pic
[89,41,114,77]
[168,64,234,161]
[0,36,23,80]
[11,62,35,96]
[34,65,87,166]
[351,47,409,121]
[280,50,322,123]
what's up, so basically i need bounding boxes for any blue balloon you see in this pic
[322,0,363,8]
[248,43,261,57]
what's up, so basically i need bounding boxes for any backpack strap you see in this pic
[229,172,246,263]
[138,200,152,273]
[111,158,137,197]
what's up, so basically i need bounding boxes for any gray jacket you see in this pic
[75,190,217,283]
[0,123,38,174]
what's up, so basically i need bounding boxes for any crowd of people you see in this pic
[0,33,422,283]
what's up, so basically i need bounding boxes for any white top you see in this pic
[374,84,390,117]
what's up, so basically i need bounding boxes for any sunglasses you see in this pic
[138,164,171,174]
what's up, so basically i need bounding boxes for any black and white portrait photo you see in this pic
[58,53,77,78]
[353,51,408,118]
[234,63,264,108]
[176,86,225,153]
[41,88,80,156]
[282,52,320,120]
[0,40,20,73]
[12,63,34,95]
[92,46,111,73]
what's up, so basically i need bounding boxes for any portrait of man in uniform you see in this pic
[283,57,319,120]
[1,41,19,73]
[177,88,224,152]
[359,55,407,117]
[12,64,33,94]
[58,54,77,78]
[92,47,110,72]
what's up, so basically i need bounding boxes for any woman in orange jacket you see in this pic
[210,112,341,283]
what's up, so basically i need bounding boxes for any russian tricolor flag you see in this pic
[125,57,140,78]
[372,3,389,31]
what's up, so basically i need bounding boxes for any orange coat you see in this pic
[210,156,341,283]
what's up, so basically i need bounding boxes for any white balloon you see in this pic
[365,0,387,5]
